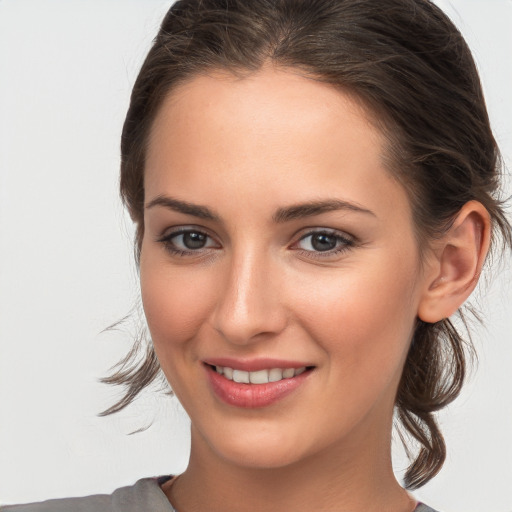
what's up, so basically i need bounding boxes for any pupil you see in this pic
[312,233,336,251]
[183,232,206,249]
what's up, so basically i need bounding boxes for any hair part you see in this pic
[107,0,512,489]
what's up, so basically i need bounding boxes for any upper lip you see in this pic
[204,357,314,372]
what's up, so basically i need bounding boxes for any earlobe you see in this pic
[418,201,491,323]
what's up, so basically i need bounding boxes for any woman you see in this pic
[2,0,510,511]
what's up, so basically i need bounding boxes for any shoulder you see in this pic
[415,503,441,512]
[2,492,111,512]
[2,477,174,512]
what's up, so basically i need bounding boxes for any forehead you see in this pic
[147,66,380,169]
[144,67,411,224]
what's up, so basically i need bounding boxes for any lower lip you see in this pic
[205,365,312,408]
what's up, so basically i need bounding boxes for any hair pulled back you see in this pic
[107,0,511,489]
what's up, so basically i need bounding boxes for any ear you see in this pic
[417,201,491,323]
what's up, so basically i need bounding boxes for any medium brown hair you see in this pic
[104,0,511,489]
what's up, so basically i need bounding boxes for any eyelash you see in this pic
[157,228,219,257]
[156,227,355,259]
[293,229,355,259]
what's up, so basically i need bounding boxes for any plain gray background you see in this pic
[0,1,511,510]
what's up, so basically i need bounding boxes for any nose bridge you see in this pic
[212,241,285,344]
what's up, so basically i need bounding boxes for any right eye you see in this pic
[157,228,219,256]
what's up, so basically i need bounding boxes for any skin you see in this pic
[139,66,490,512]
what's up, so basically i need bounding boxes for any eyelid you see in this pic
[293,227,355,243]
[156,225,221,255]
[290,227,356,257]
[157,224,218,241]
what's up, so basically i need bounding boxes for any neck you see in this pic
[165,422,415,512]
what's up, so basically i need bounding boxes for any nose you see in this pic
[211,249,288,345]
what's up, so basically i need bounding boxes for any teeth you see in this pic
[249,369,269,384]
[282,368,295,378]
[233,370,250,383]
[213,365,307,384]
[268,368,283,382]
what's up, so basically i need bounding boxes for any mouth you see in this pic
[207,364,310,384]
[203,361,315,408]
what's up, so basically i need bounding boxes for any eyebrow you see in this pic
[272,199,376,223]
[145,195,375,223]
[145,195,220,221]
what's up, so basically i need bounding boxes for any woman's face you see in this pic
[140,67,430,469]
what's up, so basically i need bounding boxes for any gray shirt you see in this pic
[2,477,439,512]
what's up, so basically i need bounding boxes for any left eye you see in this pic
[295,231,352,253]
[159,229,218,254]
[172,231,212,250]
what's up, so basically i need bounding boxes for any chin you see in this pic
[218,442,307,470]
[193,421,312,470]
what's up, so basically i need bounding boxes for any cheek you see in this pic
[139,250,216,359]
[292,254,419,380]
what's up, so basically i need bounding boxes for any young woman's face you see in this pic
[140,67,429,469]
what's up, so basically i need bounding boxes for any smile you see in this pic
[204,362,314,408]
[213,365,307,384]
